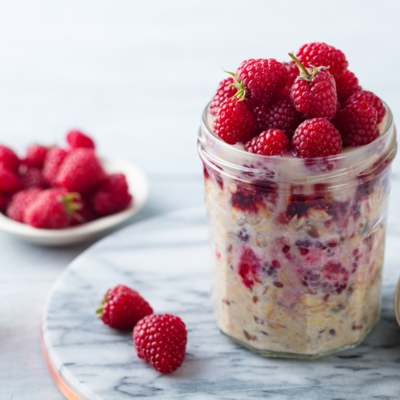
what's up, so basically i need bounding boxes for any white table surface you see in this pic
[1,1,400,399]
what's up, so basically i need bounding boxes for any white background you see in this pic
[1,1,400,398]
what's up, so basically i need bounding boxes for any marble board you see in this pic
[42,207,400,400]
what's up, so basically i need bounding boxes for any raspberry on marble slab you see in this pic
[133,314,187,374]
[97,284,153,330]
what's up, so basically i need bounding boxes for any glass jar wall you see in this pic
[198,103,396,359]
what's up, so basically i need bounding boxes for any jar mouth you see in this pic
[201,100,394,164]
[199,100,396,186]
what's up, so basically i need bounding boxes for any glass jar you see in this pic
[198,103,397,359]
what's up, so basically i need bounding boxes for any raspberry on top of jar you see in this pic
[210,43,387,159]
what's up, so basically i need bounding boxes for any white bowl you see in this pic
[0,156,149,246]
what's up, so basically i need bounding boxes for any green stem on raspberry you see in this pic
[58,192,83,218]
[96,305,103,318]
[72,211,85,223]
[223,69,246,101]
[96,292,108,318]
[288,53,310,79]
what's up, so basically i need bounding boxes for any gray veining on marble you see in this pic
[42,208,400,400]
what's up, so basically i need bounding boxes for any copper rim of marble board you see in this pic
[41,331,84,400]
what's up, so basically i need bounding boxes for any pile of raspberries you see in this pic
[210,42,386,158]
[97,284,187,374]
[0,130,132,229]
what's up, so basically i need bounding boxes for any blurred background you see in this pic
[1,0,400,217]
[1,0,400,398]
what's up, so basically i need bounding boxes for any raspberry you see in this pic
[283,61,299,90]
[97,284,153,330]
[279,87,290,96]
[20,167,47,189]
[0,193,12,212]
[304,157,338,174]
[55,148,105,193]
[43,147,68,186]
[336,101,379,147]
[23,188,82,229]
[209,77,237,116]
[245,129,289,157]
[299,259,349,295]
[296,42,348,80]
[253,94,304,138]
[284,194,311,222]
[330,99,341,126]
[214,97,259,144]
[286,193,348,225]
[292,118,342,158]
[0,145,20,172]
[290,54,337,120]
[343,90,386,123]
[322,261,349,293]
[287,193,348,225]
[70,201,96,226]
[203,163,210,180]
[6,188,42,222]
[23,145,48,168]
[335,70,361,103]
[238,247,261,289]
[133,314,187,374]
[0,167,22,194]
[91,173,132,215]
[231,185,264,213]
[66,130,96,150]
[236,58,286,108]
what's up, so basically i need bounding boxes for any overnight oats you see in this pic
[198,42,397,359]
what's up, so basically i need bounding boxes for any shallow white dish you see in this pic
[0,156,149,246]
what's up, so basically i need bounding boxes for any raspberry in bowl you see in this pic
[198,43,397,359]
[0,130,149,245]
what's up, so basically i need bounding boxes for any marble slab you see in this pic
[42,207,400,400]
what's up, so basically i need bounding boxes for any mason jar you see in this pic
[198,102,396,359]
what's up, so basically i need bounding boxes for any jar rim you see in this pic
[201,100,395,165]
